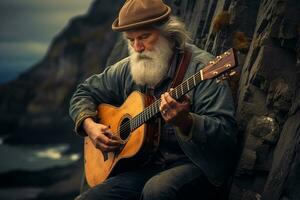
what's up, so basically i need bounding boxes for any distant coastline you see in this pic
[0,68,28,84]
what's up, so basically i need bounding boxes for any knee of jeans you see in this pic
[141,176,175,200]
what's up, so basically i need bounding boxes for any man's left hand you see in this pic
[159,91,192,134]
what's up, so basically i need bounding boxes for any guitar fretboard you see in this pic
[123,69,203,133]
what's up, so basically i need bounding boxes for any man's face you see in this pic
[125,28,173,87]
[125,28,160,53]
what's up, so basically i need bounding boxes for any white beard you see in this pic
[128,36,173,88]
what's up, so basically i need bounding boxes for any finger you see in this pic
[107,138,122,146]
[96,133,121,147]
[168,88,174,94]
[103,137,122,146]
[160,94,169,111]
[97,143,119,152]
[99,125,110,135]
[164,92,177,107]
[103,129,113,137]
[161,93,167,105]
[103,130,122,141]
[96,139,120,150]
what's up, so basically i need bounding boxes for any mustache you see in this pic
[131,51,153,60]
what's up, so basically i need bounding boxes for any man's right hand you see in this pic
[83,118,122,152]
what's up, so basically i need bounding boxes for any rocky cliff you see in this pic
[0,0,299,199]
[171,0,299,199]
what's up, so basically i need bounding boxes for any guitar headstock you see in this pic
[202,48,238,82]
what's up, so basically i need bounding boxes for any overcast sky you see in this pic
[0,0,93,84]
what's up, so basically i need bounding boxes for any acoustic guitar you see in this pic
[84,48,237,187]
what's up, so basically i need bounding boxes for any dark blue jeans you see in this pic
[75,158,219,200]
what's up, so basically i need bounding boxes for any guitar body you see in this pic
[84,91,159,187]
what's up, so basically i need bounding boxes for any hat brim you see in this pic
[112,6,171,32]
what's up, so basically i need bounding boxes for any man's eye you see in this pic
[141,34,150,39]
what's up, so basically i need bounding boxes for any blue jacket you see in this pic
[69,44,238,186]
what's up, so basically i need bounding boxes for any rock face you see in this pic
[0,0,299,199]
[166,0,299,199]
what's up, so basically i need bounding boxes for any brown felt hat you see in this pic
[112,0,171,32]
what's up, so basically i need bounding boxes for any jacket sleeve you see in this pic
[175,65,237,151]
[69,61,128,136]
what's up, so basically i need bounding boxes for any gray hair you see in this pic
[155,16,191,50]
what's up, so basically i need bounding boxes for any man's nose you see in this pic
[133,40,145,53]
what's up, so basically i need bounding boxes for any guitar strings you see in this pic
[118,99,161,136]
[117,73,201,137]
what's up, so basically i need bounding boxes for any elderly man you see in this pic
[69,0,238,199]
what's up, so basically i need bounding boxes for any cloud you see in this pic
[0,1,92,43]
[0,0,93,12]
[0,41,48,59]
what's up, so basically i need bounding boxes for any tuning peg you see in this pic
[222,75,228,80]
[229,70,237,76]
[216,78,222,83]
[217,74,230,83]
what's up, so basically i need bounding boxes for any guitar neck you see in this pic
[130,69,204,131]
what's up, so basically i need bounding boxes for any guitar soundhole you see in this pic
[119,117,131,140]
